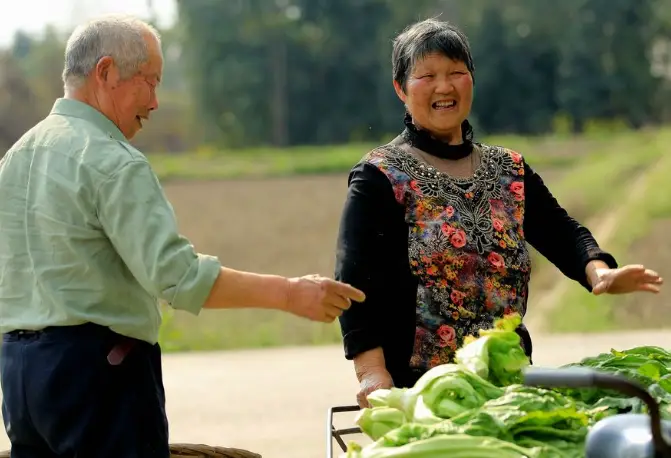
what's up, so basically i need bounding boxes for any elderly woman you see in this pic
[334,18,663,408]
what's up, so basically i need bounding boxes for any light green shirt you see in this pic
[0,98,222,344]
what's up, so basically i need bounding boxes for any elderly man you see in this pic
[0,15,364,458]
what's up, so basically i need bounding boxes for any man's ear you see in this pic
[94,56,119,86]
[393,80,407,104]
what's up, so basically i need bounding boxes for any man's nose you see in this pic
[148,93,159,111]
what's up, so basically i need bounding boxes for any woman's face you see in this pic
[394,52,473,143]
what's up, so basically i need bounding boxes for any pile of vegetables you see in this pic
[345,313,671,458]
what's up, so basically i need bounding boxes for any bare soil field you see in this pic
[158,170,574,350]
[163,174,350,278]
[158,174,354,350]
[160,167,569,280]
[1,332,670,458]
[155,155,671,345]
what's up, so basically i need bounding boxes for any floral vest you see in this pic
[364,143,531,371]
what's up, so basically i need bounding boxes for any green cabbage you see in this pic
[344,314,671,458]
[455,313,531,386]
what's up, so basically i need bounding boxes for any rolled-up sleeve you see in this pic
[96,160,221,315]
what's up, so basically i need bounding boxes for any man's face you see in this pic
[95,33,163,140]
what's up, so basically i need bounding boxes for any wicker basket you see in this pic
[0,444,261,457]
[169,444,260,457]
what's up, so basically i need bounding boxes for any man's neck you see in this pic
[64,85,100,111]
[62,85,126,140]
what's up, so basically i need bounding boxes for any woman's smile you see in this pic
[432,99,457,111]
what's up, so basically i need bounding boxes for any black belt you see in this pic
[5,325,138,366]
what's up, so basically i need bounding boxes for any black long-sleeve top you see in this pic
[334,139,617,388]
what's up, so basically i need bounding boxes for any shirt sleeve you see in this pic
[523,160,618,291]
[335,161,406,360]
[95,160,222,315]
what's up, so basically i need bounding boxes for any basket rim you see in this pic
[1,444,261,458]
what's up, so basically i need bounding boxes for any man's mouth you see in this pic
[432,100,457,110]
[136,116,144,127]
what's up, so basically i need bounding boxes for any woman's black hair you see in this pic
[392,18,475,141]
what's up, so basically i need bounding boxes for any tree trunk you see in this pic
[270,38,288,147]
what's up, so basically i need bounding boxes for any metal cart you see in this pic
[327,404,363,458]
[326,367,671,458]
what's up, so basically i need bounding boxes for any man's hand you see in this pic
[588,263,663,296]
[284,274,365,322]
[356,369,394,408]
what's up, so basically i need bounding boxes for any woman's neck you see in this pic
[411,118,463,145]
[401,112,473,160]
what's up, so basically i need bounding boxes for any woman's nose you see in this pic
[435,75,456,94]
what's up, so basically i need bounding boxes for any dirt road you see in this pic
[0,330,669,458]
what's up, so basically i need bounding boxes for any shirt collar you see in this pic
[49,98,127,143]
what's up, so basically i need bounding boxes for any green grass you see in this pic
[532,130,663,219]
[158,306,344,353]
[153,127,671,352]
[148,143,378,181]
[146,132,599,182]
[546,128,671,332]
[523,128,669,291]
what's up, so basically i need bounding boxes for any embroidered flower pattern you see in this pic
[365,144,532,372]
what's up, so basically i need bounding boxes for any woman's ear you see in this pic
[393,80,407,104]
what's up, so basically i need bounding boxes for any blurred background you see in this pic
[2,0,671,353]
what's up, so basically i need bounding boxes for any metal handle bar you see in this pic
[524,367,671,456]
[326,405,361,458]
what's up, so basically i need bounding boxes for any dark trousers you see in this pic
[0,323,170,458]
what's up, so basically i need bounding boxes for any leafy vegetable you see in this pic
[557,347,671,413]
[363,363,504,426]
[515,438,583,458]
[455,313,531,386]
[345,434,543,458]
[356,407,406,441]
[365,385,596,452]
[343,314,671,458]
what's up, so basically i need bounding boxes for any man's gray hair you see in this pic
[62,15,161,91]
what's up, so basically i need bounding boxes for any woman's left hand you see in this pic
[591,264,663,295]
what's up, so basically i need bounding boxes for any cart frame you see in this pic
[326,405,362,458]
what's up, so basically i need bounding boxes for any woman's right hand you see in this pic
[356,368,394,408]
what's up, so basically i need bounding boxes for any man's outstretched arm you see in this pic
[96,159,365,321]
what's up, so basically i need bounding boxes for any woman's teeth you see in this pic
[433,100,456,109]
